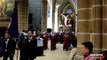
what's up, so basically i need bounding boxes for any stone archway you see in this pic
[58,0,76,32]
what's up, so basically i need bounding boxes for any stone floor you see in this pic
[36,47,70,60]
[0,42,71,60]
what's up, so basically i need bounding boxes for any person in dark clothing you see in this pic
[59,33,64,44]
[49,33,56,50]
[101,51,107,60]
[43,33,48,50]
[18,33,27,60]
[25,31,37,60]
[36,34,44,56]
[0,36,3,57]
[63,33,70,51]
[2,32,16,60]
[71,35,77,48]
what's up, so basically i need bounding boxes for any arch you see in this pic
[63,3,75,17]
[59,0,76,15]
[58,0,76,32]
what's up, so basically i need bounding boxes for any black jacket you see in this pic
[25,36,37,58]
[19,36,37,59]
[2,38,16,55]
[0,38,3,57]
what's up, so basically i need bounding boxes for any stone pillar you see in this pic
[18,0,28,32]
[102,0,107,51]
[52,0,56,32]
[54,5,59,32]
[77,0,90,56]
[41,0,47,32]
[52,11,55,32]
[77,0,102,57]
[90,0,102,53]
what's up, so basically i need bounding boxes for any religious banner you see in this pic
[0,0,15,20]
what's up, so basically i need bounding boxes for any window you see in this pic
[66,9,72,14]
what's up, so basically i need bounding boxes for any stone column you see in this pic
[52,0,56,32]
[77,0,90,56]
[54,5,59,32]
[41,0,47,32]
[18,0,28,32]
[75,0,105,59]
[52,11,55,32]
[90,0,102,53]
[102,0,107,51]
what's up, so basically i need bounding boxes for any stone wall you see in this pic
[77,0,107,57]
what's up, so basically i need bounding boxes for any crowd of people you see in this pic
[0,30,106,60]
[20,30,77,51]
[0,30,77,60]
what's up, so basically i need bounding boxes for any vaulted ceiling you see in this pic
[58,0,76,17]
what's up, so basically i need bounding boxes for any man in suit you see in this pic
[2,32,16,60]
[18,32,27,60]
[25,30,37,60]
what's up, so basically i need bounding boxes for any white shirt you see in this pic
[5,38,9,52]
[37,38,43,47]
